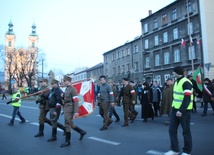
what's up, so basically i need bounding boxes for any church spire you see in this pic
[29,22,38,36]
[6,20,15,35]
[29,22,39,48]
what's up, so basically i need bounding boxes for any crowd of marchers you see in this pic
[3,66,214,154]
[94,74,214,126]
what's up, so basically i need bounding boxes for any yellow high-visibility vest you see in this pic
[172,77,193,110]
[12,92,21,107]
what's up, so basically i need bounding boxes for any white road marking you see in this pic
[0,114,29,122]
[88,136,120,145]
[147,150,165,155]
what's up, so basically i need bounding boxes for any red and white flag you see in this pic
[72,79,95,118]
[197,38,201,45]
[181,39,186,47]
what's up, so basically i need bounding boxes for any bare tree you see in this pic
[3,47,46,93]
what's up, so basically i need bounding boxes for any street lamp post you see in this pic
[186,0,194,73]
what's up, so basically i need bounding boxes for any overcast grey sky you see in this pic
[0,0,175,74]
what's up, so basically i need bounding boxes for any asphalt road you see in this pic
[0,98,214,155]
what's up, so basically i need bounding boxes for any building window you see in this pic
[154,35,159,46]
[134,45,139,53]
[187,22,193,35]
[118,66,120,74]
[127,64,130,72]
[188,46,195,60]
[145,39,149,49]
[105,56,108,63]
[112,54,115,61]
[155,54,160,66]
[117,51,120,59]
[145,57,150,68]
[173,28,178,40]
[134,62,138,71]
[172,9,177,21]
[113,67,116,75]
[122,65,125,73]
[127,48,130,56]
[163,32,168,43]
[154,18,158,29]
[164,52,170,64]
[187,1,192,13]
[162,13,167,25]
[32,42,35,47]
[8,41,11,47]
[144,23,148,33]
[122,50,125,57]
[174,49,180,62]
[105,69,108,76]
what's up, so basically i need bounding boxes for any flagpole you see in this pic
[186,0,194,73]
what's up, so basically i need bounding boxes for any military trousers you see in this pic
[123,103,135,125]
[38,108,49,124]
[64,111,76,132]
[99,102,111,128]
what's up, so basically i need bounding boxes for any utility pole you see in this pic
[186,0,194,73]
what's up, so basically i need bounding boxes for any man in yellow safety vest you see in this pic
[165,66,193,155]
[7,87,26,126]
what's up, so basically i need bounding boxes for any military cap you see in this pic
[51,79,59,84]
[39,78,48,83]
[123,77,129,81]
[130,80,134,83]
[49,108,58,121]
[166,77,173,81]
[63,75,72,82]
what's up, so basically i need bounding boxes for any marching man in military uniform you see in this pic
[119,78,136,127]
[47,79,63,142]
[34,78,65,138]
[97,75,114,131]
[60,75,86,147]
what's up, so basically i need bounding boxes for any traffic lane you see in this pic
[1,101,214,155]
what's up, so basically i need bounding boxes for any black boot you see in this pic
[47,128,57,142]
[60,132,71,147]
[57,122,66,136]
[73,126,86,140]
[34,124,44,137]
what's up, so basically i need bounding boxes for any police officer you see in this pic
[47,79,63,142]
[165,66,193,155]
[7,86,26,126]
[119,78,136,127]
[34,78,65,137]
[60,75,86,147]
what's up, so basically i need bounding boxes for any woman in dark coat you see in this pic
[140,82,154,122]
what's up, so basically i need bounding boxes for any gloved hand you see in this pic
[6,101,12,105]
[35,98,40,104]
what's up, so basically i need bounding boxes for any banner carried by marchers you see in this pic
[192,65,203,91]
[72,79,95,118]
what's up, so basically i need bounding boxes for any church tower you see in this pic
[28,22,39,49]
[5,20,16,49]
[5,20,16,82]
